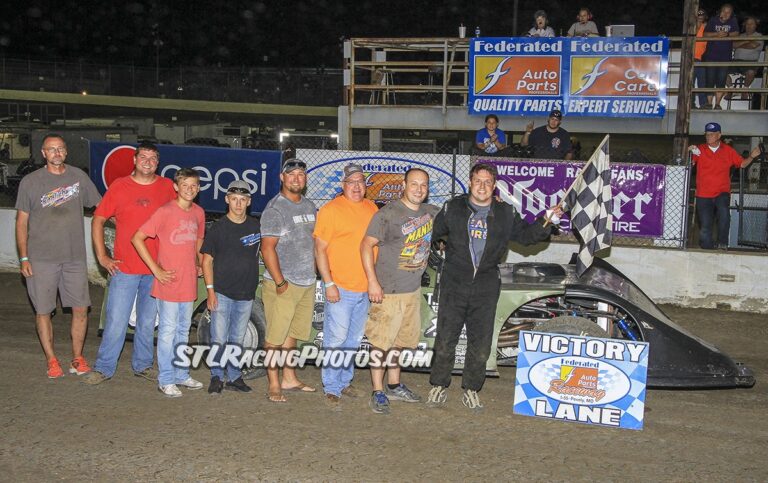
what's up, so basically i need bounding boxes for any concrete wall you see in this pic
[1,208,766,313]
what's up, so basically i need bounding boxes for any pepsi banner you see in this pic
[470,37,668,117]
[89,142,282,214]
[513,331,649,430]
[484,159,666,237]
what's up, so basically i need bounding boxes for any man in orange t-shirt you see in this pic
[313,163,378,410]
[694,8,709,108]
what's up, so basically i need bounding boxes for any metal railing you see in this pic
[343,36,768,111]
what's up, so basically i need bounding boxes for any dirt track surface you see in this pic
[0,272,766,482]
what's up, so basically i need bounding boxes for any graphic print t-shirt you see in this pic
[366,200,439,293]
[139,201,205,302]
[201,215,261,300]
[15,166,101,262]
[468,201,490,268]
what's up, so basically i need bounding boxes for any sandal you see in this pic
[281,382,317,393]
[266,391,287,403]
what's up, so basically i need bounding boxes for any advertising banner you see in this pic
[513,330,649,430]
[89,142,282,214]
[483,159,666,237]
[297,149,468,208]
[469,37,668,117]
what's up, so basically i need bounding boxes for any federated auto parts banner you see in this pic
[296,149,469,208]
[483,159,666,237]
[469,37,669,117]
[89,142,281,214]
[513,331,649,430]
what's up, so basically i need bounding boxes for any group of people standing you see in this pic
[15,135,562,412]
[694,3,764,110]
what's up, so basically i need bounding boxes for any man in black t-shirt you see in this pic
[201,180,262,394]
[521,109,574,160]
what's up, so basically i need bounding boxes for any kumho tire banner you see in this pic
[469,37,669,117]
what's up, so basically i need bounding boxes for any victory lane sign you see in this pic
[513,331,649,430]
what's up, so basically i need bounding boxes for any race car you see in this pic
[180,252,755,389]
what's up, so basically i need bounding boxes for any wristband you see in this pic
[276,279,288,288]
[205,284,214,289]
[19,257,29,262]
[324,281,336,288]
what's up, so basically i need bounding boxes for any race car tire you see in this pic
[192,298,267,352]
[533,315,609,338]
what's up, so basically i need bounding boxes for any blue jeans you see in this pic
[94,272,156,378]
[157,300,193,386]
[209,293,252,381]
[694,65,707,107]
[321,287,369,396]
[696,194,730,249]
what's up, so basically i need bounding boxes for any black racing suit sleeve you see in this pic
[507,205,553,246]
[433,203,449,242]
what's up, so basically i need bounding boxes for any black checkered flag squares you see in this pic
[566,135,613,277]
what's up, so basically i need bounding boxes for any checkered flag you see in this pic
[565,135,612,277]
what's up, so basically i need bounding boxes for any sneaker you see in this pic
[134,367,158,381]
[208,376,224,395]
[158,384,182,398]
[462,389,484,410]
[224,377,252,393]
[425,385,447,407]
[369,390,391,414]
[386,383,421,403]
[69,356,91,375]
[82,371,110,385]
[177,377,203,390]
[324,393,342,412]
[341,385,361,398]
[47,358,64,379]
[242,366,267,380]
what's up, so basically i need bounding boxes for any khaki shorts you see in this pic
[262,280,315,346]
[25,260,91,315]
[365,289,421,351]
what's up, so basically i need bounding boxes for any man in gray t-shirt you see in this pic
[260,158,319,402]
[15,133,101,379]
[361,168,438,413]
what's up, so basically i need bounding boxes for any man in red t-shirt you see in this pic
[688,122,761,249]
[133,168,205,398]
[84,142,176,385]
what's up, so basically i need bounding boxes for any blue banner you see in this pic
[513,330,649,430]
[469,37,668,117]
[89,142,282,214]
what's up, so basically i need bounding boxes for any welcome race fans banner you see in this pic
[469,37,669,117]
[483,159,666,237]
[89,142,282,214]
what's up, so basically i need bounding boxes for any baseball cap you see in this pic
[343,163,364,180]
[226,180,251,196]
[705,122,721,133]
[282,158,307,173]
[549,109,563,119]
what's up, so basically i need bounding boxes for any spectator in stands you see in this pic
[725,16,764,102]
[474,114,508,156]
[703,3,739,109]
[567,8,599,37]
[528,10,555,38]
[521,110,573,160]
[0,143,9,160]
[694,9,709,109]
[688,122,762,249]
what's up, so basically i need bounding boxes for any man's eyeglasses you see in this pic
[227,187,251,195]
[282,160,307,172]
[343,179,366,185]
[43,147,67,154]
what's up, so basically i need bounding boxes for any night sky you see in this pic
[1,1,764,68]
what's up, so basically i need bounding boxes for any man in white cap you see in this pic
[688,122,762,249]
